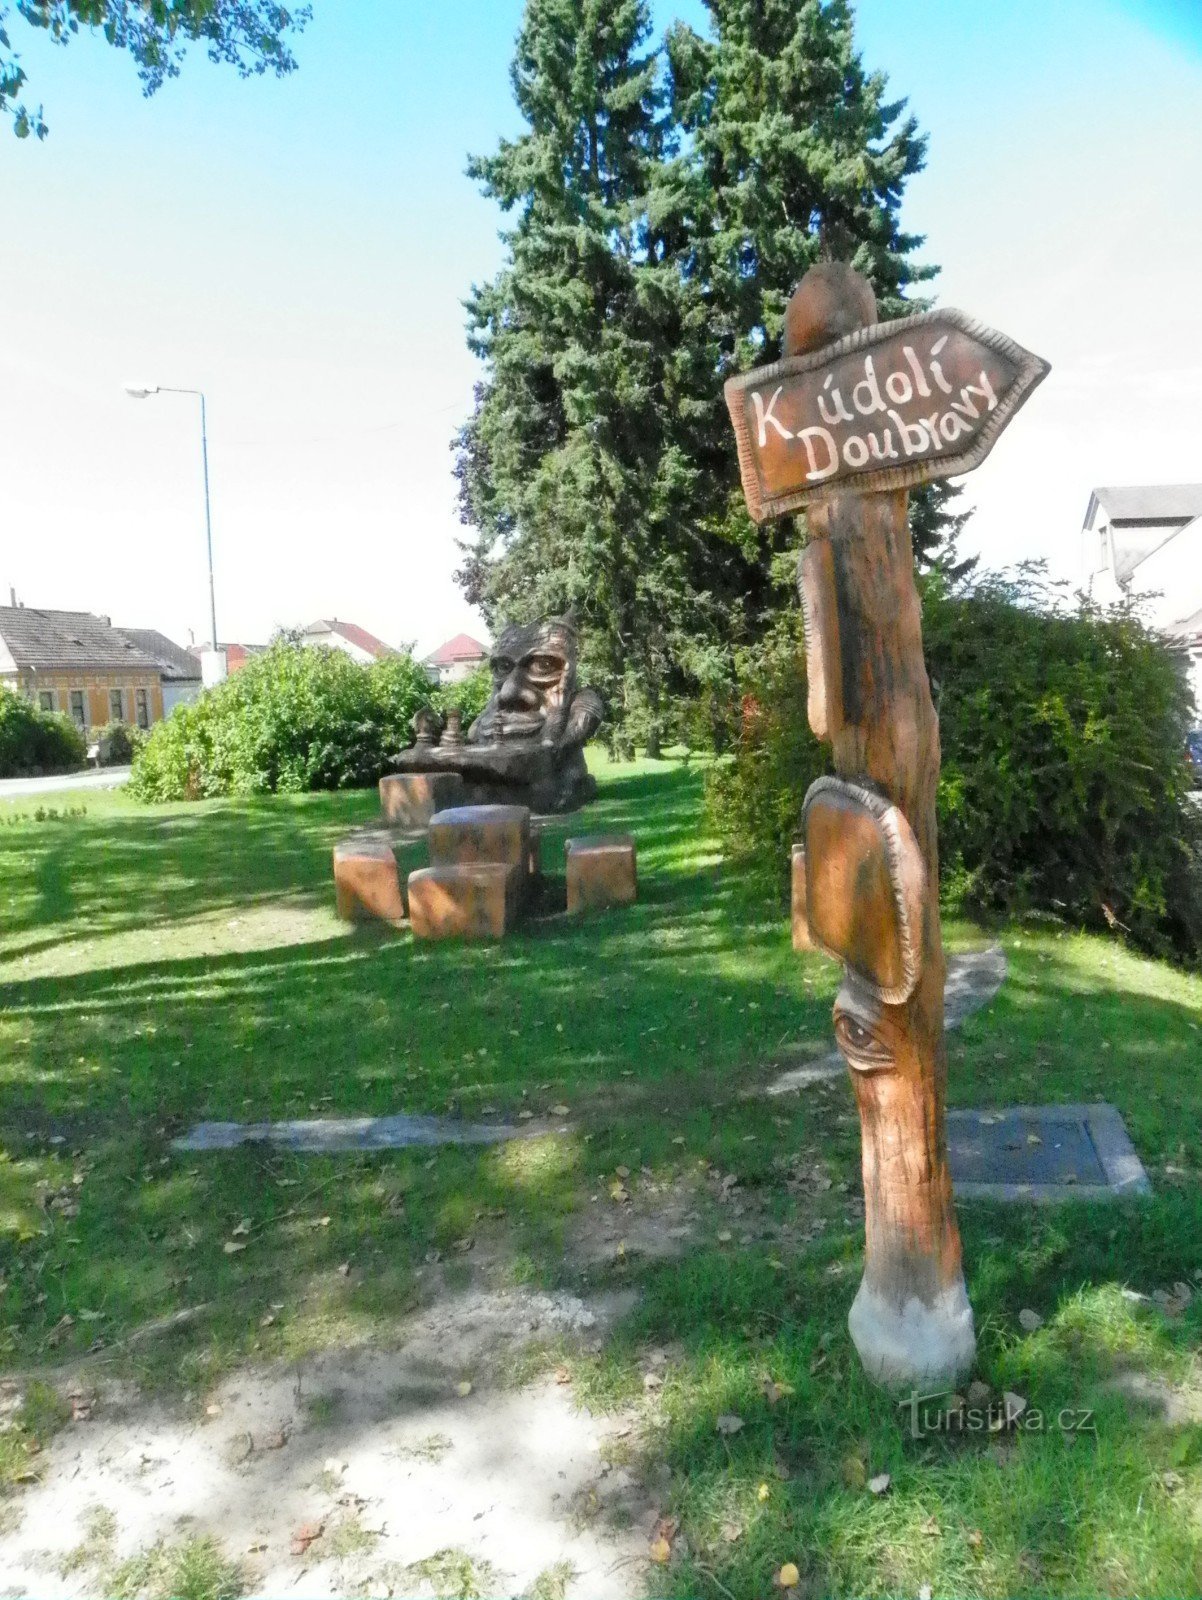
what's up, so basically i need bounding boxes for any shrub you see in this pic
[94,720,141,765]
[128,642,434,801]
[0,688,87,777]
[433,663,492,727]
[707,566,1202,962]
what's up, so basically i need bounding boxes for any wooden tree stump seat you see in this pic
[791,841,812,952]
[564,833,637,914]
[333,836,406,926]
[408,862,522,940]
[379,772,466,829]
[427,804,532,872]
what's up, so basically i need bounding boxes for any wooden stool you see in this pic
[527,820,543,882]
[427,804,532,872]
[333,836,405,925]
[791,841,812,951]
[408,863,522,940]
[380,772,466,828]
[565,834,636,914]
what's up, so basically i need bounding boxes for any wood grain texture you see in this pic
[785,264,973,1376]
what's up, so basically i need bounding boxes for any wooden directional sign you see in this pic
[725,308,1049,523]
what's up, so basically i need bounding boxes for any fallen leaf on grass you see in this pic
[550,1104,570,1117]
[775,1562,800,1589]
[920,1515,940,1537]
[721,1522,742,1544]
[997,1391,1027,1429]
[1018,1308,1043,1332]
[223,1240,247,1255]
[966,1528,984,1550]
[46,1313,74,1348]
[609,1180,630,1204]
[231,1218,251,1237]
[715,1413,745,1436]
[648,1537,672,1565]
[757,1482,771,1502]
[290,1521,323,1556]
[762,1379,795,1406]
[554,1366,572,1386]
[867,1473,891,1496]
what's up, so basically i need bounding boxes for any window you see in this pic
[69,690,86,728]
[38,691,55,713]
[135,688,150,730]
[110,688,124,722]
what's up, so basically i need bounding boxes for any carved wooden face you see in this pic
[476,619,577,745]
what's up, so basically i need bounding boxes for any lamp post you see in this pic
[124,384,218,656]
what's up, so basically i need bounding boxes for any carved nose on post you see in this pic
[499,671,539,710]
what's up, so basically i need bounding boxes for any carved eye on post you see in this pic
[834,1009,894,1072]
[525,653,565,683]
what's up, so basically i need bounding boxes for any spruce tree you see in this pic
[666,0,932,361]
[457,0,947,744]
[455,0,672,733]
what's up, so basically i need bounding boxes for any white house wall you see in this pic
[1129,520,1202,633]
[301,634,374,665]
[162,681,202,715]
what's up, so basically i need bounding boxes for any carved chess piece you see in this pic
[440,707,465,749]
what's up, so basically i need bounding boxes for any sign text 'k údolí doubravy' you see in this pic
[725,308,1049,522]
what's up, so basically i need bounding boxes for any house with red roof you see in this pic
[423,632,490,685]
[301,619,398,665]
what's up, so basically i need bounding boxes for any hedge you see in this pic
[707,566,1202,963]
[127,642,440,801]
[0,688,87,778]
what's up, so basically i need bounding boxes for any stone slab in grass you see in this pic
[174,1112,520,1154]
[948,1102,1151,1201]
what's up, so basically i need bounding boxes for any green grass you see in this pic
[1,755,1201,1597]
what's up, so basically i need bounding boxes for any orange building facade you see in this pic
[12,667,164,731]
[0,607,171,732]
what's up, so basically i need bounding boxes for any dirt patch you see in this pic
[0,1286,653,1600]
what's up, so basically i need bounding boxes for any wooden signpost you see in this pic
[725,263,1048,1388]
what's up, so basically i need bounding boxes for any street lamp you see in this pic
[124,383,218,657]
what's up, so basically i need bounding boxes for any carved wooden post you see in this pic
[724,261,1048,1387]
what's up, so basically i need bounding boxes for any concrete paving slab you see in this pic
[174,1113,522,1154]
[948,1102,1151,1201]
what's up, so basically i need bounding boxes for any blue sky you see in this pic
[2,0,1200,654]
